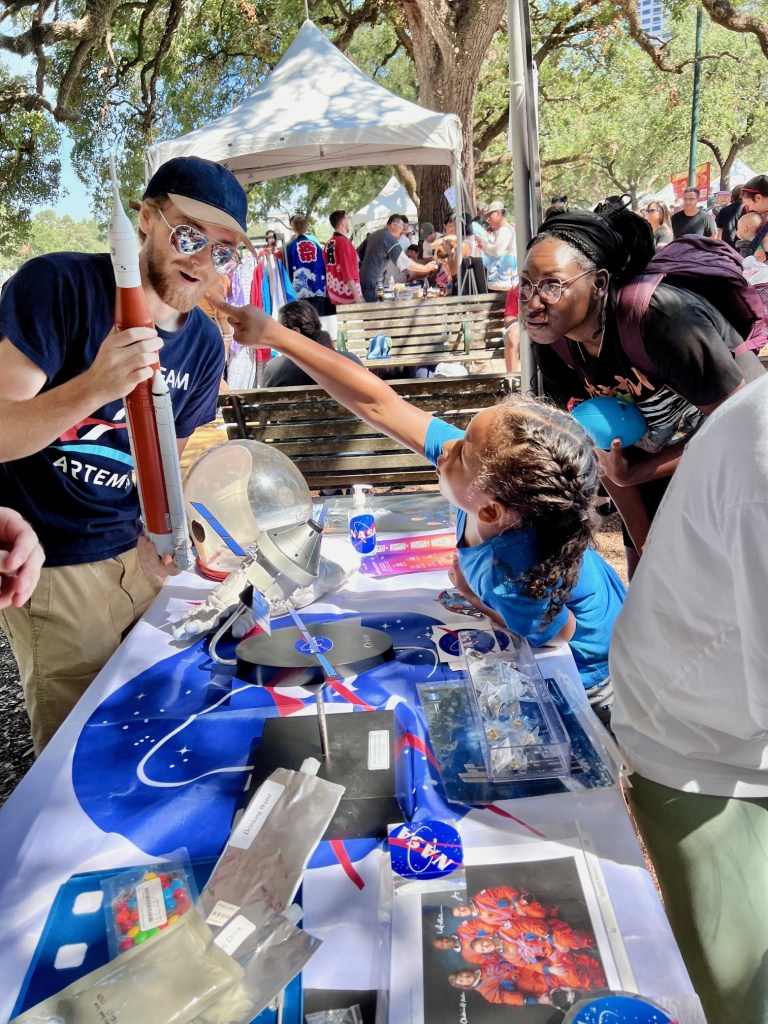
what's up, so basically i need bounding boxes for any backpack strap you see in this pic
[615,275,664,377]
[548,274,662,376]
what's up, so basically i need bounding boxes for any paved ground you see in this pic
[0,417,628,805]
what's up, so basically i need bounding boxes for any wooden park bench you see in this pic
[220,374,518,491]
[334,293,507,374]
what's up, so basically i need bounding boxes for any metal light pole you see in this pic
[688,6,704,185]
[507,0,541,395]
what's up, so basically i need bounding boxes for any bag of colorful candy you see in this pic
[101,850,200,958]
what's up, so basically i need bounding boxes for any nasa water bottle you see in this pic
[348,484,376,554]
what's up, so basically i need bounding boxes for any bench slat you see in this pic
[220,374,517,489]
[339,308,505,329]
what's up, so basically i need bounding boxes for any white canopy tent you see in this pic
[349,175,417,238]
[146,19,464,288]
[145,20,462,189]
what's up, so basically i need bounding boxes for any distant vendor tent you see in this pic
[350,176,417,238]
[145,20,463,186]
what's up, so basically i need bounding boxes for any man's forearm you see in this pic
[0,376,103,462]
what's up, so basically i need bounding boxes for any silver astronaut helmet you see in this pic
[183,439,314,579]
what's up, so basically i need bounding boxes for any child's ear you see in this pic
[477,499,506,527]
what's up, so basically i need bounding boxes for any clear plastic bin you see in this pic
[459,629,571,783]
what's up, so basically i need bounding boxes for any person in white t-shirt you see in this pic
[610,373,768,1024]
[477,201,517,291]
[420,222,439,260]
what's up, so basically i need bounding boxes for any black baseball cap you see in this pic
[143,156,255,252]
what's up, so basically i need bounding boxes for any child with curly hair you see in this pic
[210,297,625,714]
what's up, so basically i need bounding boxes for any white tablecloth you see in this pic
[0,553,693,1020]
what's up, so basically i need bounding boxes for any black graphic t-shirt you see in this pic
[0,252,224,566]
[534,284,743,452]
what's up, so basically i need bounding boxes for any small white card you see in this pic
[368,730,390,771]
[206,899,240,927]
[230,779,285,850]
[214,913,257,954]
[136,876,167,931]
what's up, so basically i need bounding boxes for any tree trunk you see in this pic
[719,144,739,191]
[415,165,453,228]
[400,0,506,222]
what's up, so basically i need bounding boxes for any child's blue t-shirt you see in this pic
[0,252,225,567]
[424,417,625,688]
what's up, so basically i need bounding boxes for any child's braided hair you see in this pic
[476,394,600,625]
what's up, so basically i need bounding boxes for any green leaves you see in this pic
[0,0,767,250]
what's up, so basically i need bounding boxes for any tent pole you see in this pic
[507,0,541,395]
[453,156,464,298]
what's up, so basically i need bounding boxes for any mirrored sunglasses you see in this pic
[159,209,242,275]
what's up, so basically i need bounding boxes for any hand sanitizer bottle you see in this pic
[349,484,376,554]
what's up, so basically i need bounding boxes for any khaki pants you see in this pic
[0,549,161,754]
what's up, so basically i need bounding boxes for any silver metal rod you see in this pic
[315,683,331,761]
[507,0,542,396]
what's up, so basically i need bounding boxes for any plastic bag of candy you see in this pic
[101,852,200,958]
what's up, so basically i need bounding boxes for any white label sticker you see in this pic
[368,730,390,771]
[206,900,240,927]
[214,913,258,955]
[230,779,285,849]
[136,876,167,931]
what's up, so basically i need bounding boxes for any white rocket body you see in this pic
[151,370,194,569]
[108,159,142,290]
[108,155,194,571]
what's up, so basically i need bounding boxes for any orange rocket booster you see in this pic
[108,158,193,569]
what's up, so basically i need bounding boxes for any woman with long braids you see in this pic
[209,295,625,721]
[521,204,752,576]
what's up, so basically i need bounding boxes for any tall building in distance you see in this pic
[637,0,668,37]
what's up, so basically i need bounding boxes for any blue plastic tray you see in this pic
[12,858,303,1023]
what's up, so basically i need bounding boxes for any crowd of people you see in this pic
[636,179,768,259]
[1,156,768,1023]
[245,199,520,309]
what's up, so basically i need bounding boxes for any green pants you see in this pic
[628,773,768,1024]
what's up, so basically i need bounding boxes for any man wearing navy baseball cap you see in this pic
[0,155,250,752]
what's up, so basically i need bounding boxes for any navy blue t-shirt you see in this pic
[424,417,625,688]
[0,252,224,566]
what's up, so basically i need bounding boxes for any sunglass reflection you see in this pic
[158,209,241,275]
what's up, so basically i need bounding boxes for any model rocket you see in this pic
[108,157,194,570]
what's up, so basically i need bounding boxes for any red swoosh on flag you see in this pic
[330,839,366,890]
[483,804,547,838]
[265,687,307,716]
[395,731,440,771]
[325,677,374,711]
